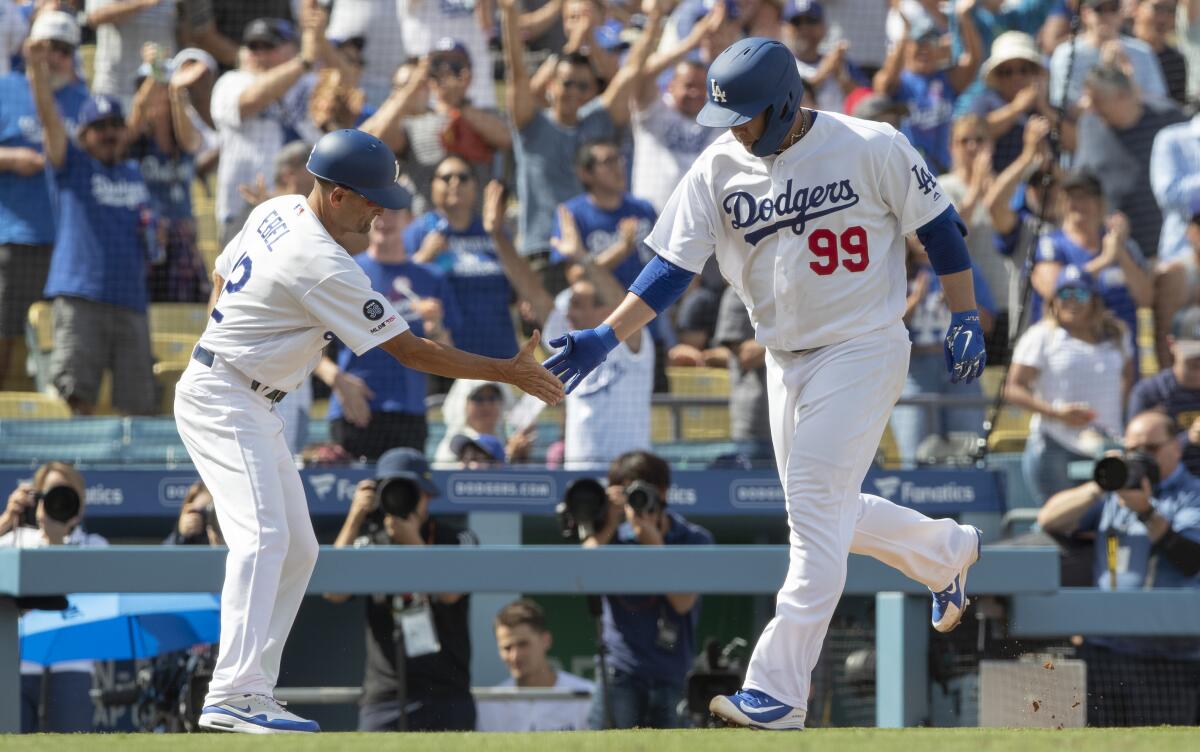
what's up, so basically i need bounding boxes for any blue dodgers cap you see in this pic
[242,17,297,46]
[432,37,470,59]
[450,433,506,463]
[77,94,125,130]
[376,447,439,496]
[1054,264,1095,294]
[784,0,824,22]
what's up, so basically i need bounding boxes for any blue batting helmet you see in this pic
[697,37,805,157]
[306,129,411,210]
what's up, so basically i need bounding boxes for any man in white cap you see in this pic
[0,11,88,389]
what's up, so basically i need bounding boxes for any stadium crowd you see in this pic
[2,0,1200,733]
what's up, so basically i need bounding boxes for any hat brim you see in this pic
[697,98,768,128]
[357,183,412,210]
[1175,340,1200,361]
[381,471,440,498]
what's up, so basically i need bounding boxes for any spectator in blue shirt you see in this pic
[1038,410,1200,726]
[1029,171,1152,362]
[1149,113,1200,264]
[551,139,657,290]
[324,207,462,461]
[583,451,713,729]
[405,155,516,359]
[27,39,157,415]
[1128,306,1200,476]
[874,10,983,175]
[127,50,211,303]
[969,31,1054,175]
[0,11,87,388]
[949,0,1058,116]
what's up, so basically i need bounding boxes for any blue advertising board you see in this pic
[0,467,1004,519]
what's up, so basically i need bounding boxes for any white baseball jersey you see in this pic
[198,195,408,392]
[645,111,950,352]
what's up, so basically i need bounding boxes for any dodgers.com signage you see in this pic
[0,467,1002,519]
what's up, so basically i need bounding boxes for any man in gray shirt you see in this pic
[498,0,656,260]
[713,286,773,463]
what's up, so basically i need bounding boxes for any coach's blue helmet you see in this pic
[306,129,411,210]
[697,37,805,157]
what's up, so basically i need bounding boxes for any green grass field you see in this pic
[3,729,1198,752]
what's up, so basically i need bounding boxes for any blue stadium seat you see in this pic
[0,418,125,464]
[123,418,189,464]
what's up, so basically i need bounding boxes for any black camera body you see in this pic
[20,485,81,527]
[625,480,662,516]
[1093,450,1160,492]
[556,477,609,542]
[377,476,421,519]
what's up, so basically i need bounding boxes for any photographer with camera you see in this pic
[1038,410,1200,725]
[325,448,478,732]
[570,450,713,729]
[0,462,107,732]
[163,481,224,546]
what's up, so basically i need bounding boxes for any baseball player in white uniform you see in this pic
[542,39,987,730]
[177,129,562,734]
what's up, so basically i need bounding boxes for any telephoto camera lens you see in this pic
[40,485,81,524]
[556,477,608,541]
[1093,451,1160,492]
[377,477,421,519]
[625,480,661,515]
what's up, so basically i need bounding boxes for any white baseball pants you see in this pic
[742,321,979,712]
[174,355,319,704]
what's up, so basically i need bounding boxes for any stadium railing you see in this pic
[6,545,1200,731]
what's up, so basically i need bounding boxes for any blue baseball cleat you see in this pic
[199,694,320,734]
[709,688,806,730]
[931,526,983,633]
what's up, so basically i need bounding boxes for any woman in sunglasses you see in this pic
[1006,266,1134,504]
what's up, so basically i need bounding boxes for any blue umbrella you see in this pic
[19,593,220,663]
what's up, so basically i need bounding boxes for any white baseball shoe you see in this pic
[199,693,320,734]
[931,526,982,633]
[709,688,806,730]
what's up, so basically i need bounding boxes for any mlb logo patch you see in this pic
[293,203,305,216]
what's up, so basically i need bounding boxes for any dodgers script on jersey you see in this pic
[645,111,950,351]
[198,195,408,392]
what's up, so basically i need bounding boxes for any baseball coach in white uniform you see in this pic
[542,39,988,730]
[176,129,563,734]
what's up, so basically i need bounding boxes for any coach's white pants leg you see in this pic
[742,323,973,711]
[174,359,318,704]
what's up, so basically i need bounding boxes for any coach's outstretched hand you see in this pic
[542,324,620,394]
[944,310,986,384]
[509,330,566,405]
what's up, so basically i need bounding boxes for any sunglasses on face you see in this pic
[433,59,468,77]
[48,41,75,56]
[435,171,474,183]
[791,16,822,25]
[561,79,593,92]
[1057,287,1093,302]
[995,63,1038,78]
[469,392,502,403]
[1128,440,1168,454]
[247,41,279,53]
[1091,2,1121,14]
[590,155,623,169]
[956,135,986,146]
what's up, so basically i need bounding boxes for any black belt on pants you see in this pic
[192,345,289,404]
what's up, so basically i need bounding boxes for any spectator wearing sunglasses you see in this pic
[969,31,1054,175]
[362,38,511,216]
[1007,266,1133,504]
[1029,170,1151,366]
[404,155,518,360]
[26,39,158,415]
[1048,0,1168,111]
[0,11,88,390]
[210,7,337,247]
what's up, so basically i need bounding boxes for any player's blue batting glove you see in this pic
[542,324,620,394]
[944,310,987,384]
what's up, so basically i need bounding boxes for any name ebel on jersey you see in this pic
[722,178,861,246]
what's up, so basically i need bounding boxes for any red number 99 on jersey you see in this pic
[808,225,869,276]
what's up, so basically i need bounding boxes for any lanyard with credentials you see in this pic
[655,603,680,653]
[392,593,441,659]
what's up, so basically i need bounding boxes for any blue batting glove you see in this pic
[541,324,620,394]
[944,310,987,384]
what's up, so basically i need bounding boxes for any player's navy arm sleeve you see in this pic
[628,255,697,314]
[916,205,972,276]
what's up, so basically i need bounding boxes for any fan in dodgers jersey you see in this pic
[542,38,987,730]
[175,129,563,734]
